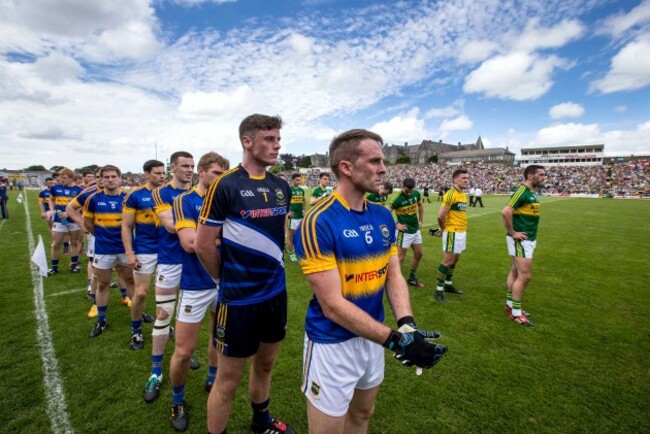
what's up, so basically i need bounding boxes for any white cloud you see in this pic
[510,18,584,52]
[458,40,499,64]
[464,52,566,100]
[614,105,627,113]
[176,86,257,121]
[549,102,584,119]
[170,0,237,5]
[590,37,650,93]
[370,108,430,145]
[425,105,460,119]
[32,52,84,84]
[599,0,650,37]
[536,122,600,145]
[0,0,161,62]
[439,115,473,131]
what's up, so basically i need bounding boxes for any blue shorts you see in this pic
[214,291,287,358]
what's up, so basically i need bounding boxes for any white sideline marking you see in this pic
[23,192,74,434]
[47,288,86,298]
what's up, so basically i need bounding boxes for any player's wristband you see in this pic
[383,329,403,351]
[397,316,415,328]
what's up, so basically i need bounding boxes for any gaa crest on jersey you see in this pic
[380,224,390,239]
[310,381,320,397]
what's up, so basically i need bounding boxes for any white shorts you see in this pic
[156,263,182,289]
[442,231,466,254]
[52,222,81,233]
[176,287,218,323]
[289,218,302,231]
[134,253,157,275]
[87,234,95,257]
[396,230,422,249]
[301,335,384,417]
[507,236,537,259]
[93,253,128,270]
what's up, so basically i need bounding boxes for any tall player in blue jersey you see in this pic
[48,168,83,274]
[143,151,194,403]
[196,114,294,434]
[122,159,167,350]
[295,129,447,434]
[168,152,229,432]
[83,165,135,338]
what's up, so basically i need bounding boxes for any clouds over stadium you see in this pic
[0,0,649,171]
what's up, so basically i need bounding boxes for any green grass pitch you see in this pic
[0,189,648,433]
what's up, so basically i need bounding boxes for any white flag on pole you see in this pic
[16,193,23,203]
[31,235,49,277]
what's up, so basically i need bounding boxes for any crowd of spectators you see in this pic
[302,161,649,198]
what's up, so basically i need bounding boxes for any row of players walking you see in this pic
[38,114,544,433]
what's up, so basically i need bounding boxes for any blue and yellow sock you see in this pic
[151,355,163,378]
[207,366,217,384]
[131,319,142,335]
[172,384,185,405]
[251,398,272,426]
[97,305,107,323]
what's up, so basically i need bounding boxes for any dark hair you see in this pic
[170,151,193,165]
[45,177,53,182]
[143,159,164,173]
[382,182,393,191]
[329,129,383,177]
[452,168,468,179]
[402,178,416,189]
[291,173,301,180]
[524,165,545,179]
[239,114,283,141]
[100,164,121,177]
[81,170,94,177]
[319,172,330,179]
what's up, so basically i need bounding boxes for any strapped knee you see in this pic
[152,294,176,336]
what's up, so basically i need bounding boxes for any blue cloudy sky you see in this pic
[1,0,649,172]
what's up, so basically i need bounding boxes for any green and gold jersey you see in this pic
[365,192,387,204]
[312,186,330,201]
[507,185,541,241]
[389,190,421,234]
[441,187,468,232]
[290,186,305,219]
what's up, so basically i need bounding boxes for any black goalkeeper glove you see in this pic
[383,327,447,371]
[397,316,441,339]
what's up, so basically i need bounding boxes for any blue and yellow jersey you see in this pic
[199,164,291,305]
[38,188,51,205]
[71,183,98,209]
[441,187,468,232]
[84,190,127,255]
[123,184,159,255]
[152,183,189,264]
[50,184,83,222]
[173,188,215,291]
[295,191,397,344]
[507,185,541,241]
